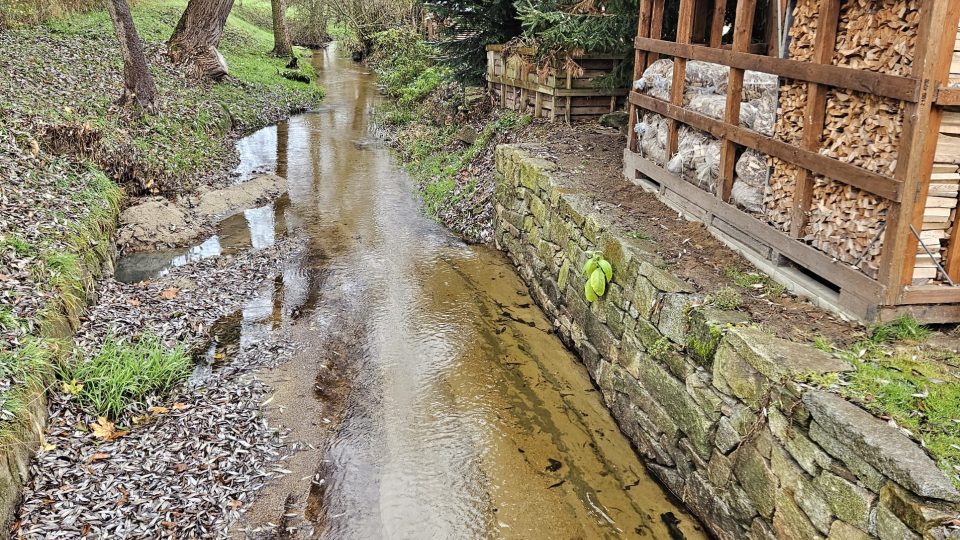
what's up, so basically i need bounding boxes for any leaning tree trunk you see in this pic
[168,0,236,79]
[106,0,157,113]
[270,0,292,57]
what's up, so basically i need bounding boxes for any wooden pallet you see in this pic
[486,45,628,123]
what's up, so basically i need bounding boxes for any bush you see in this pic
[60,334,191,420]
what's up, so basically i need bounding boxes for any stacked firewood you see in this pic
[766,0,921,279]
[764,0,817,231]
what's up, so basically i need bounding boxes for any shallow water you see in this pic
[228,44,704,539]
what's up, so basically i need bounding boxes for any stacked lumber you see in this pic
[952,29,960,83]
[913,163,960,282]
[766,0,920,279]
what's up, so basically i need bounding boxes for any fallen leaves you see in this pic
[86,452,110,464]
[147,406,169,415]
[160,287,179,300]
[89,417,128,441]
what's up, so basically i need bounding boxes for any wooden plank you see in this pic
[624,149,885,298]
[788,0,841,238]
[899,285,960,305]
[633,37,920,102]
[718,0,756,201]
[936,87,960,106]
[629,91,903,201]
[668,0,696,158]
[881,0,960,300]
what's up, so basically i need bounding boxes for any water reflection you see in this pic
[114,198,288,283]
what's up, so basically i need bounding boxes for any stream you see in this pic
[125,44,705,539]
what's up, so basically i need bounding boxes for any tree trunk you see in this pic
[168,0,236,79]
[106,0,157,113]
[271,0,292,57]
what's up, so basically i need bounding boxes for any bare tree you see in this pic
[168,0,236,79]
[271,0,293,56]
[106,0,157,113]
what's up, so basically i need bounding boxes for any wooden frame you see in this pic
[625,0,960,322]
[486,45,628,123]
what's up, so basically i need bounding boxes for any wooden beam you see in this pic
[629,91,903,201]
[787,0,841,238]
[709,0,727,48]
[879,0,960,302]
[667,0,696,158]
[935,87,960,106]
[718,0,756,201]
[634,37,921,102]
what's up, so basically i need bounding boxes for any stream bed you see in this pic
[134,44,704,539]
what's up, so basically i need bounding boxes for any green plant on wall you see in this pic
[583,252,613,302]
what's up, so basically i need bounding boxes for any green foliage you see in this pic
[427,0,524,82]
[583,252,613,302]
[514,0,638,88]
[870,315,930,345]
[371,28,449,106]
[60,334,191,420]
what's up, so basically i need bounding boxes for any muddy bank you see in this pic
[118,174,287,252]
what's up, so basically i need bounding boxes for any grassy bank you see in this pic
[0,0,323,434]
[368,28,531,243]
[808,318,960,487]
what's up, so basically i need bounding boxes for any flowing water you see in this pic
[177,44,703,539]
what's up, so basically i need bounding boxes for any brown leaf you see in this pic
[127,297,141,307]
[89,417,128,441]
[172,402,189,411]
[160,287,179,300]
[174,463,188,473]
[148,406,169,415]
[86,452,110,464]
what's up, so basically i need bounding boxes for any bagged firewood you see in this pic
[732,180,764,213]
[667,127,721,194]
[635,112,669,165]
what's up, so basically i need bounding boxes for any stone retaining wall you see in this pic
[492,144,960,539]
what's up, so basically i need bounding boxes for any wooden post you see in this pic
[647,0,666,69]
[535,91,543,118]
[666,0,696,158]
[709,0,727,48]
[917,4,960,282]
[565,69,573,124]
[786,0,841,236]
[629,0,655,152]
[879,0,960,303]
[716,0,755,200]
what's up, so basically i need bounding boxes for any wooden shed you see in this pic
[624,0,960,322]
[487,44,629,122]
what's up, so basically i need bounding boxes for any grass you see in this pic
[710,286,743,311]
[14,0,323,189]
[807,315,960,488]
[0,0,315,437]
[59,334,191,420]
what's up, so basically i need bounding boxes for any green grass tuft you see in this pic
[60,334,192,420]
[870,315,930,345]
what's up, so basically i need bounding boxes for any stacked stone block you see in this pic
[493,144,960,539]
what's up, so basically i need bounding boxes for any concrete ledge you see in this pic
[493,144,960,540]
